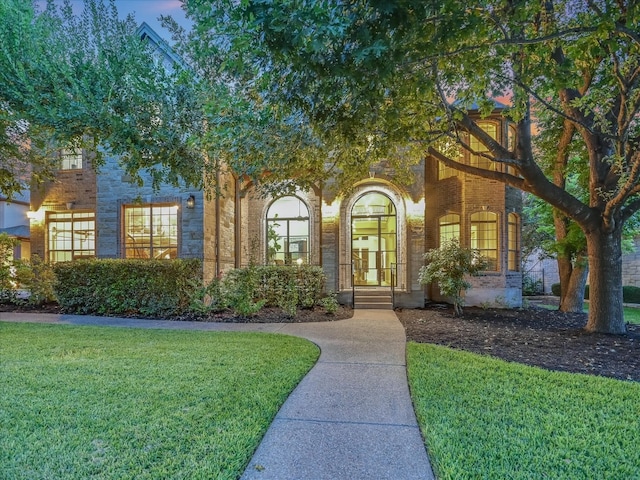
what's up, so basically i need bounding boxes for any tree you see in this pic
[179,0,640,334]
[0,0,205,199]
[418,239,487,316]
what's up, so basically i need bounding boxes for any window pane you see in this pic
[60,149,83,170]
[508,213,519,271]
[124,204,178,259]
[470,123,497,170]
[266,196,310,264]
[48,212,95,262]
[439,214,460,246]
[471,211,498,270]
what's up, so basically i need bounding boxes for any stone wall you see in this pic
[95,156,203,260]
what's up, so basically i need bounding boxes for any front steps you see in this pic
[353,289,393,310]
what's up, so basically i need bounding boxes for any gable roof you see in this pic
[0,224,29,239]
[136,22,188,71]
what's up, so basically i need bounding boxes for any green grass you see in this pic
[0,322,319,479]
[536,300,640,324]
[408,343,640,480]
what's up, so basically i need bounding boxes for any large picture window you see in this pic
[266,196,309,265]
[508,213,520,271]
[439,214,460,246]
[47,211,95,263]
[124,204,178,259]
[470,211,498,271]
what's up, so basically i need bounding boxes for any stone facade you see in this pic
[27,23,524,309]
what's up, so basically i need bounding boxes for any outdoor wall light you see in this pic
[186,195,195,209]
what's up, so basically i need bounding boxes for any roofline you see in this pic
[136,21,188,70]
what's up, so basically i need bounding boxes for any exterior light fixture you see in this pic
[296,258,303,266]
[186,195,195,209]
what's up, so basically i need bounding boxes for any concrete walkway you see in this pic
[1,310,434,480]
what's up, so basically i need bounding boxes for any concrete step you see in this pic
[354,290,393,310]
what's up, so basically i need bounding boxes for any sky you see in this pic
[48,0,191,40]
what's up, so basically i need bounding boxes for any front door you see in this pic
[351,193,397,286]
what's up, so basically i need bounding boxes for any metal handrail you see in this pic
[391,262,396,307]
[390,263,406,308]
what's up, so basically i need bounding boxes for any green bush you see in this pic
[54,258,202,317]
[318,292,339,315]
[623,285,640,303]
[213,265,326,317]
[0,233,18,303]
[419,239,487,316]
[551,283,588,298]
[13,255,56,305]
[222,266,265,317]
[550,284,640,303]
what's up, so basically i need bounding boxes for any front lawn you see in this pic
[408,343,640,480]
[0,323,319,479]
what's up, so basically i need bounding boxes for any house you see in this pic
[27,24,524,308]
[0,191,30,260]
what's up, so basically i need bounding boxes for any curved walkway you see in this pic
[1,310,434,480]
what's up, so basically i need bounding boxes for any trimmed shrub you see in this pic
[54,258,201,317]
[215,265,326,317]
[549,283,640,303]
[13,255,56,305]
[623,286,640,303]
[0,233,18,303]
[551,283,588,299]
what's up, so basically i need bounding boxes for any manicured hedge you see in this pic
[551,283,640,303]
[221,265,326,315]
[53,259,201,317]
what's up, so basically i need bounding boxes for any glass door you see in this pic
[351,193,397,286]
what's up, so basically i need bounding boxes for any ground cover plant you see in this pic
[0,323,319,479]
[407,343,640,480]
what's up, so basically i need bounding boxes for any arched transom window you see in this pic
[266,196,310,265]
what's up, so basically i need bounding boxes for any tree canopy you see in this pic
[180,0,639,333]
[0,0,204,198]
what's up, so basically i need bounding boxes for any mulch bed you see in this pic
[0,303,353,323]
[397,304,640,382]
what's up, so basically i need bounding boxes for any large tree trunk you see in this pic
[584,228,626,334]
[558,256,588,312]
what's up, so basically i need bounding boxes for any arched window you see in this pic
[508,213,520,271]
[266,196,310,265]
[439,214,460,246]
[470,211,498,271]
[470,122,498,171]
